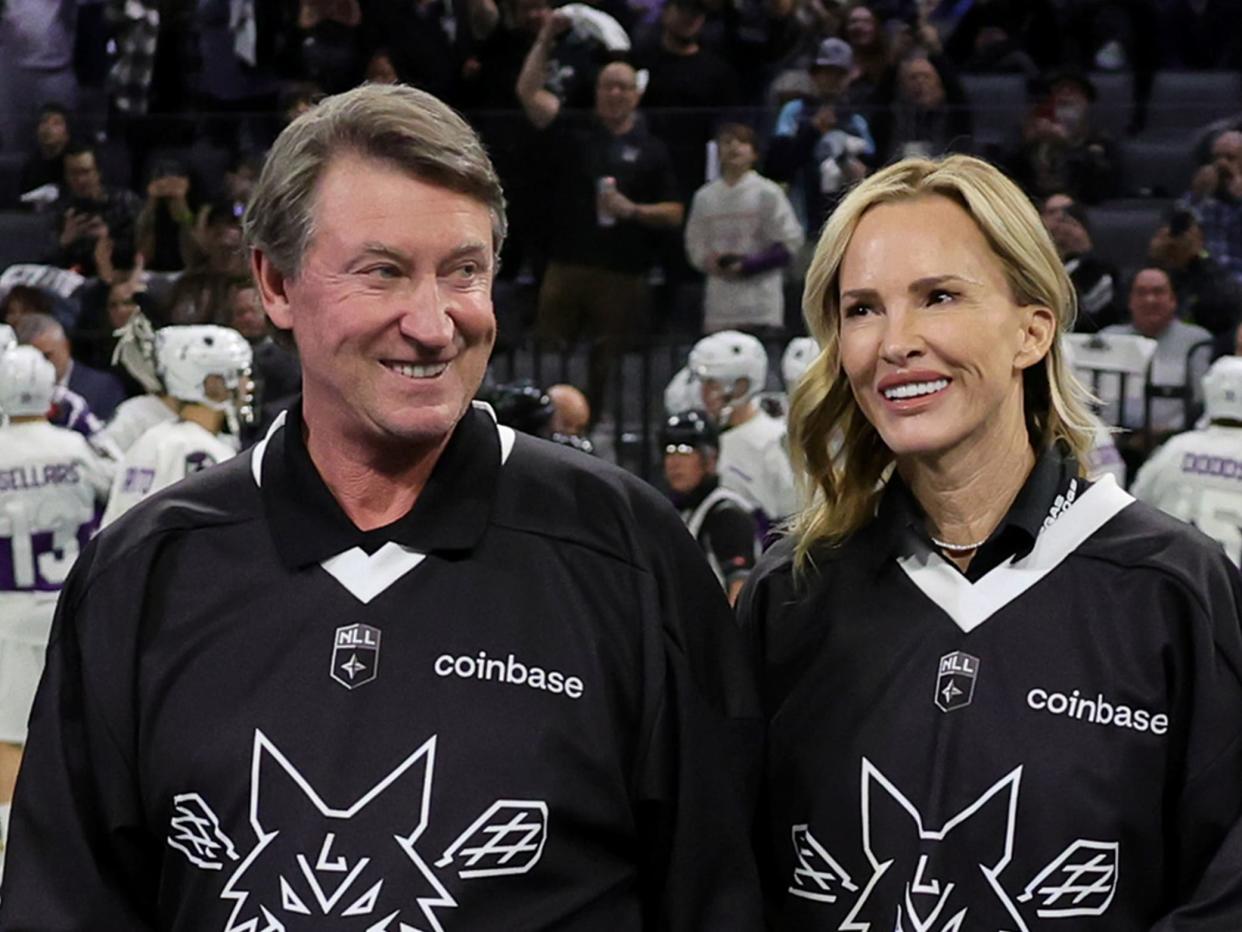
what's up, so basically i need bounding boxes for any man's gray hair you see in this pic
[243,83,507,279]
[13,312,63,344]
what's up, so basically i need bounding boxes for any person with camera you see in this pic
[1149,205,1242,338]
[135,161,195,272]
[52,141,142,278]
[1184,129,1242,275]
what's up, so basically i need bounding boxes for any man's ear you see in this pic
[251,248,294,332]
[1015,304,1056,372]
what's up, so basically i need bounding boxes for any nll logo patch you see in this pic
[331,623,381,690]
[935,650,980,712]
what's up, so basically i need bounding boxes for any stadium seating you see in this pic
[0,210,55,270]
[1118,139,1193,199]
[1142,71,1242,139]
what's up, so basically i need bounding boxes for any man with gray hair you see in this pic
[0,83,762,930]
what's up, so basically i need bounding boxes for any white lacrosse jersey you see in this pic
[101,419,238,527]
[97,394,177,453]
[1131,424,1242,564]
[0,421,111,598]
[718,410,799,524]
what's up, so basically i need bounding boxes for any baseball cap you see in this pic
[812,37,853,72]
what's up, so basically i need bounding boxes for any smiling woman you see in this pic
[740,155,1242,930]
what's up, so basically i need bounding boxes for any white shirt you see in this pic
[718,410,799,522]
[0,420,111,596]
[684,171,804,332]
[102,419,238,527]
[98,394,178,453]
[1130,423,1242,565]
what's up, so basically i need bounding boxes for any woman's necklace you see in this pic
[930,534,989,553]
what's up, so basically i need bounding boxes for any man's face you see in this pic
[595,63,641,126]
[811,66,850,101]
[1212,132,1242,179]
[1040,194,1090,257]
[664,446,711,493]
[1129,268,1177,338]
[513,0,550,34]
[36,112,69,154]
[256,152,497,451]
[205,220,246,274]
[29,329,71,382]
[845,6,877,46]
[230,286,268,340]
[64,152,103,200]
[663,2,705,42]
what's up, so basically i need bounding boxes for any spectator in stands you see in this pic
[364,47,400,84]
[365,0,471,105]
[222,151,262,222]
[1184,130,1242,276]
[842,2,893,107]
[871,46,973,163]
[18,103,71,196]
[15,312,127,420]
[1102,267,1213,436]
[281,82,322,126]
[1149,205,1242,338]
[295,0,364,93]
[53,142,142,278]
[517,18,683,416]
[0,1,78,159]
[685,123,804,334]
[1157,0,1242,70]
[766,37,876,233]
[548,383,592,438]
[135,158,195,272]
[942,0,1060,75]
[225,280,301,413]
[1008,70,1118,204]
[0,285,54,329]
[633,0,741,202]
[186,202,248,277]
[1040,192,1123,332]
[466,0,551,108]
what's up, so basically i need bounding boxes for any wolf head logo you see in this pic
[840,759,1027,932]
[221,731,455,932]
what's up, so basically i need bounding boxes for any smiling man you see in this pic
[0,84,762,931]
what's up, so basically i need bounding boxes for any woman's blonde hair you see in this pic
[788,154,1097,569]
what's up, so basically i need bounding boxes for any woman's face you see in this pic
[845,6,877,47]
[900,57,945,108]
[837,195,1053,468]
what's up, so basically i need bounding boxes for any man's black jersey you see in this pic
[739,449,1242,929]
[1,403,764,931]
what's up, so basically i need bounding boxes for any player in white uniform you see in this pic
[1132,355,1242,564]
[102,325,252,527]
[97,311,179,454]
[0,345,111,874]
[688,330,798,527]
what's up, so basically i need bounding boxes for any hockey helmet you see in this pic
[687,330,768,401]
[781,337,819,390]
[0,345,56,418]
[663,365,701,416]
[1203,356,1242,424]
[485,381,555,436]
[660,409,719,454]
[156,325,254,418]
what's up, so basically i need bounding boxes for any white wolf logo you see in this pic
[840,759,1028,932]
[220,730,455,932]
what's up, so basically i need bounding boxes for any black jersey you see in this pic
[676,477,759,587]
[739,450,1242,930]
[1,403,764,931]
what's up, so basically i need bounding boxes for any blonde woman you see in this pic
[739,155,1242,928]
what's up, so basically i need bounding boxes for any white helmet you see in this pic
[688,330,767,402]
[157,325,253,416]
[0,323,15,353]
[781,337,818,390]
[1203,356,1242,423]
[0,345,56,418]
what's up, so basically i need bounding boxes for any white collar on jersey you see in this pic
[895,475,1134,634]
[250,402,517,604]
